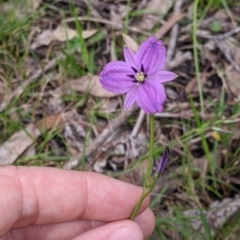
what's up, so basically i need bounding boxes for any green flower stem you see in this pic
[129,178,158,220]
[129,189,149,220]
[129,114,155,220]
[145,114,155,186]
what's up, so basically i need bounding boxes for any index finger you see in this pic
[0,166,149,234]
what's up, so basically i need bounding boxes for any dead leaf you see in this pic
[98,98,119,113]
[110,4,132,23]
[63,112,86,154]
[81,29,98,39]
[31,26,98,49]
[36,114,65,131]
[0,113,67,165]
[219,37,240,97]
[30,30,55,49]
[0,124,40,165]
[185,75,207,94]
[24,57,41,76]
[122,33,139,52]
[93,159,107,173]
[54,26,97,42]
[53,25,77,41]
[66,75,119,97]
[46,89,64,115]
[27,0,42,10]
[184,195,240,239]
[135,0,174,30]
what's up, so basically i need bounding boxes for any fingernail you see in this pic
[108,226,142,240]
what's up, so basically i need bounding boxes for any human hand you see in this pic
[0,166,155,240]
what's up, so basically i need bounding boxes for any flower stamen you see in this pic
[135,72,146,82]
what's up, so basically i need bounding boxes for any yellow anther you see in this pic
[135,72,145,82]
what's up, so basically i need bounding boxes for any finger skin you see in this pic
[1,208,155,240]
[74,209,155,240]
[0,166,150,237]
[1,220,105,240]
[72,220,144,240]
[133,208,155,239]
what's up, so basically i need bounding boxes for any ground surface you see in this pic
[0,0,240,239]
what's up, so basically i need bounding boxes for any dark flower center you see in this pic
[127,64,147,84]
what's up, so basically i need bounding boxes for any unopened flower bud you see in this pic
[155,147,169,174]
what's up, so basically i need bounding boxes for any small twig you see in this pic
[131,109,145,138]
[226,177,240,186]
[129,109,146,159]
[155,111,214,119]
[155,112,192,119]
[197,26,240,40]
[155,13,185,40]
[222,117,240,124]
[166,0,184,62]
[0,54,65,112]
[62,16,150,36]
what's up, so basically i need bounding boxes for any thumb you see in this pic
[72,220,143,240]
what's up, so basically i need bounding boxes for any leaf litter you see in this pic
[0,0,240,239]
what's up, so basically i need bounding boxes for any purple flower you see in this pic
[99,37,177,113]
[155,146,169,174]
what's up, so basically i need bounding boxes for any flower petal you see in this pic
[99,61,135,94]
[123,47,137,69]
[135,37,166,75]
[136,81,166,113]
[148,71,177,83]
[124,86,138,110]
